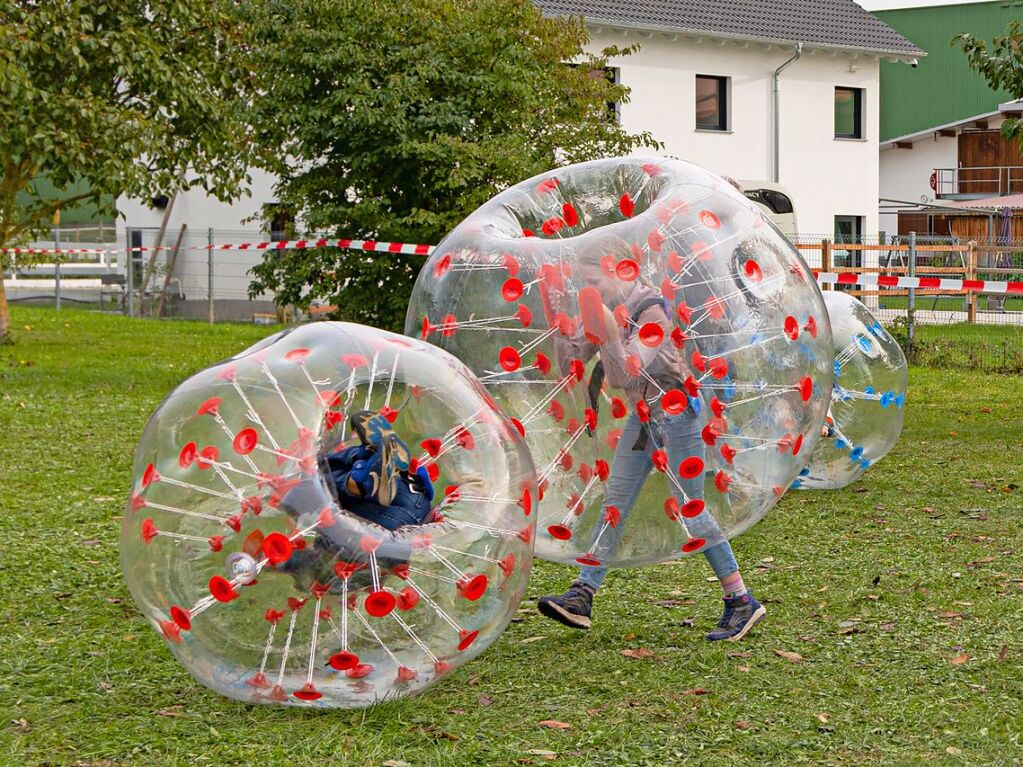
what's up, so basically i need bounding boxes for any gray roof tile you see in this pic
[537,0,925,57]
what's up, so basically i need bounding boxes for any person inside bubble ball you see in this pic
[277,410,436,590]
[537,243,766,641]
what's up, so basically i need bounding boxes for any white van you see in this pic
[737,181,798,238]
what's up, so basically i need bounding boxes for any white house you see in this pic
[544,0,923,241]
[116,0,922,316]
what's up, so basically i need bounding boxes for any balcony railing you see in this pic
[933,166,1023,200]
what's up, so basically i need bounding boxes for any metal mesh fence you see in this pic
[6,227,1023,372]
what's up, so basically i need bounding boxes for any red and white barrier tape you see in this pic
[5,239,1023,295]
[815,271,1023,295]
[1,238,435,257]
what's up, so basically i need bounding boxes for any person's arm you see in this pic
[600,303,677,390]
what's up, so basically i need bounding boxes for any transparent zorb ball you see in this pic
[407,157,833,570]
[795,292,907,490]
[121,322,535,707]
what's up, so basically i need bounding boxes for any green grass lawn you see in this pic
[1,306,1021,767]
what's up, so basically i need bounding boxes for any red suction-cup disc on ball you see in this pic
[499,346,521,372]
[679,456,704,479]
[502,278,524,302]
[365,590,397,618]
[547,524,573,540]
[615,259,640,281]
[328,651,359,671]
[458,574,488,601]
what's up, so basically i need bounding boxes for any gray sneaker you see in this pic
[706,593,766,642]
[537,582,595,629]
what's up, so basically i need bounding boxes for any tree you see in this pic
[956,21,1023,146]
[0,0,265,341]
[246,0,660,331]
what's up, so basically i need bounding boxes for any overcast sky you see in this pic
[855,0,984,10]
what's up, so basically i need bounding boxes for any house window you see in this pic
[264,203,295,242]
[566,64,620,122]
[835,87,864,139]
[696,75,729,131]
[834,215,864,269]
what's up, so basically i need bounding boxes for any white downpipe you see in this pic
[773,42,803,183]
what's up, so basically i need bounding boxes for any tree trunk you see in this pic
[0,267,9,342]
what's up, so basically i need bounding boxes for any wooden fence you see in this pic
[793,239,1023,323]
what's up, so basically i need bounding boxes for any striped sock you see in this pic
[719,571,747,600]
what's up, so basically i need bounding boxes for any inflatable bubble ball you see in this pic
[406,157,833,570]
[121,322,536,707]
[794,291,907,490]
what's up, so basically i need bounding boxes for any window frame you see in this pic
[834,86,865,140]
[695,74,730,133]
[834,214,865,270]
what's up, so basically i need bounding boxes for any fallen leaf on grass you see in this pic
[526,749,558,760]
[156,708,186,718]
[620,648,659,660]
[966,557,995,567]
[681,688,713,696]
[79,539,102,546]
[946,746,963,756]
[880,622,896,631]
[736,665,751,673]
[773,649,803,663]
[950,653,970,666]
[838,626,861,635]
[410,725,459,741]
[538,720,572,730]
[623,632,637,640]
[734,720,752,730]
[651,599,695,607]
[11,719,29,732]
[727,651,752,658]
[521,636,546,644]
[979,406,991,414]
[478,694,495,706]
[997,644,1008,662]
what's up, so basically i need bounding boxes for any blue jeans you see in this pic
[577,410,739,590]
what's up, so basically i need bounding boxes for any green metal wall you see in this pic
[16,176,114,226]
[876,0,1022,142]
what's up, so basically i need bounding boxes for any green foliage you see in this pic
[245,0,660,331]
[0,0,266,339]
[955,21,1023,146]
[4,306,1023,766]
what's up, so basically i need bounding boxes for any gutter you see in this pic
[773,43,803,183]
